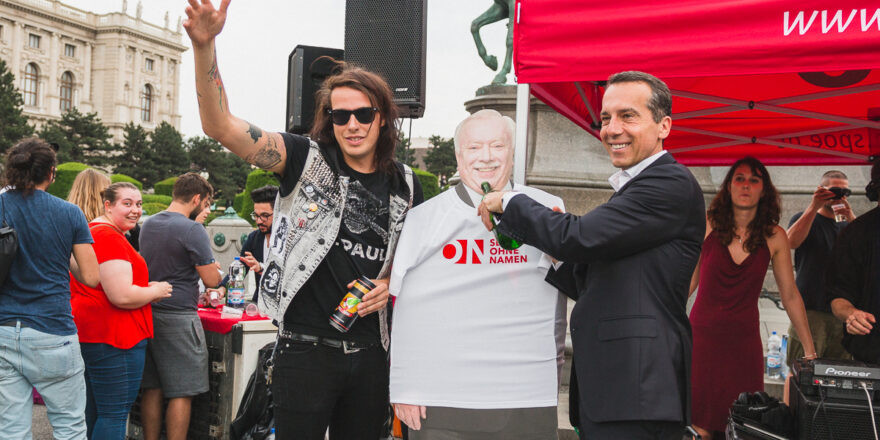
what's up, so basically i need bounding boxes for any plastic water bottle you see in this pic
[766,331,783,379]
[266,428,275,440]
[226,257,246,309]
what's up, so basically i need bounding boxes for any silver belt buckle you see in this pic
[342,340,361,354]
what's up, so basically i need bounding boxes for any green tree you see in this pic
[112,123,159,188]
[149,121,189,181]
[424,135,457,181]
[394,132,416,167]
[187,135,251,204]
[0,59,33,156]
[38,108,112,167]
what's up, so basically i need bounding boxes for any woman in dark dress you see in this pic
[688,157,816,439]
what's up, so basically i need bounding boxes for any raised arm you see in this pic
[786,186,832,249]
[183,0,287,174]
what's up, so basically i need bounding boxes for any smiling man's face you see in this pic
[600,81,671,170]
[456,116,514,193]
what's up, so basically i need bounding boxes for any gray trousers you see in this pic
[408,406,558,440]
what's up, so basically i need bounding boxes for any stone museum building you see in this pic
[0,0,187,141]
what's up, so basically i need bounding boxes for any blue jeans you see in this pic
[81,339,147,440]
[0,321,87,440]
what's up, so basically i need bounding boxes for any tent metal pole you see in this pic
[514,83,530,185]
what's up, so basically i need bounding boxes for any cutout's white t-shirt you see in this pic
[390,185,567,409]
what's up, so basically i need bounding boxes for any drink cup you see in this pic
[209,290,224,308]
[245,302,259,317]
[831,204,847,222]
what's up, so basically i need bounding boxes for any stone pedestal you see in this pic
[206,208,254,272]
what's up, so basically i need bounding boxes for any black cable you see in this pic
[821,387,835,440]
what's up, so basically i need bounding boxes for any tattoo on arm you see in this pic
[246,134,282,170]
[207,48,225,112]
[246,122,262,144]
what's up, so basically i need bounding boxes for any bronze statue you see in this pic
[471,0,515,85]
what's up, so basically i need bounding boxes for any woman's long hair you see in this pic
[68,169,111,222]
[707,156,781,254]
[309,58,399,175]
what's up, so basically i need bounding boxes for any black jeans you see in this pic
[270,338,389,440]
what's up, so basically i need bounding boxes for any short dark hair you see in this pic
[250,185,278,205]
[873,157,880,182]
[309,58,399,174]
[607,71,672,123]
[172,172,213,203]
[4,137,56,195]
[821,170,848,183]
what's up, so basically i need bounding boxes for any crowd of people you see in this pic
[0,2,877,440]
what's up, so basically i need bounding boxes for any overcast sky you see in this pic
[62,0,510,141]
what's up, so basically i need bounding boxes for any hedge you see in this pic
[141,202,168,215]
[233,191,246,214]
[413,168,440,201]
[110,174,143,190]
[237,169,280,226]
[154,177,177,197]
[47,162,90,199]
[142,194,172,205]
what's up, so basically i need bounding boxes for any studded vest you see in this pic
[258,140,413,351]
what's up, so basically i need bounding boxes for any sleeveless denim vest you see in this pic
[258,140,413,351]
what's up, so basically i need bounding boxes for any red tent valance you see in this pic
[514,0,880,165]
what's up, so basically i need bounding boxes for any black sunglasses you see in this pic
[828,186,852,199]
[328,107,378,125]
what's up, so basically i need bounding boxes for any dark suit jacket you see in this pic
[497,153,705,425]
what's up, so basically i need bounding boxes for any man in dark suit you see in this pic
[480,71,705,439]
[210,185,278,303]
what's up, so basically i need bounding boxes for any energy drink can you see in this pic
[329,276,376,332]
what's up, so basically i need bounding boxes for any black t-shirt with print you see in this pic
[275,133,420,344]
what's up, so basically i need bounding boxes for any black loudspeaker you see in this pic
[286,45,344,135]
[790,378,880,439]
[344,0,427,118]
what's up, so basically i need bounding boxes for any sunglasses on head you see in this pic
[328,107,378,125]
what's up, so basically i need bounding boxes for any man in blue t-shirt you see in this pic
[785,170,856,365]
[0,138,99,439]
[139,173,220,440]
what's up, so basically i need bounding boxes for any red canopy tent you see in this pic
[512,0,880,167]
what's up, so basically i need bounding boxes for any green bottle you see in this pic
[481,181,522,250]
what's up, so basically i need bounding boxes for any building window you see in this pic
[145,58,154,72]
[0,25,4,40]
[60,71,74,112]
[64,44,75,57]
[140,84,152,122]
[28,34,40,49]
[23,63,38,106]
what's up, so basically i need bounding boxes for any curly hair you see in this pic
[707,156,781,254]
[309,58,399,175]
[4,137,57,196]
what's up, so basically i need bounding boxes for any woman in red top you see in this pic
[688,157,816,439]
[70,182,172,440]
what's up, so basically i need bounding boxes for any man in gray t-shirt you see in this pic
[141,210,216,311]
[139,173,221,440]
